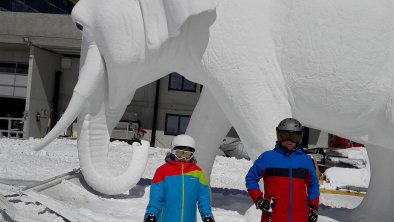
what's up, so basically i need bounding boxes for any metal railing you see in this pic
[0,117,24,138]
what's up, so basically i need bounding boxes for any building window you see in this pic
[0,62,28,74]
[0,0,75,14]
[0,63,16,73]
[168,72,197,92]
[15,63,28,74]
[0,62,28,98]
[164,114,191,135]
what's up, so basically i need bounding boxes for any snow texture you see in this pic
[0,138,366,221]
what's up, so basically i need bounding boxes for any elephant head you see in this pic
[32,0,216,195]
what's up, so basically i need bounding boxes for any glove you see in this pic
[203,215,215,222]
[308,206,318,222]
[144,214,156,222]
[255,196,274,213]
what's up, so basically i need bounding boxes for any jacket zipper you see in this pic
[181,163,185,222]
[160,207,164,222]
[288,152,293,222]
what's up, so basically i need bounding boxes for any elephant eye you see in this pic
[76,23,83,31]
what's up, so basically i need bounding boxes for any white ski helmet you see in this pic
[171,134,196,151]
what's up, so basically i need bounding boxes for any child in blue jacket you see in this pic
[144,134,215,222]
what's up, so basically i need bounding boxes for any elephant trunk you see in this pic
[78,109,149,194]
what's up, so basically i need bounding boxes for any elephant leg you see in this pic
[186,88,232,182]
[350,145,394,222]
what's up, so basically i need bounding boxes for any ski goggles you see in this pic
[172,149,194,160]
[277,130,302,143]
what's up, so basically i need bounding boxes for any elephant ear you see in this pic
[139,0,217,50]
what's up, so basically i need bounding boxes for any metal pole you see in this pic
[150,79,160,147]
[7,119,11,138]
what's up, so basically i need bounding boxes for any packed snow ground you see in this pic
[0,138,369,221]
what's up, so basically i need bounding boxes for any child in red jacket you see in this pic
[246,118,319,222]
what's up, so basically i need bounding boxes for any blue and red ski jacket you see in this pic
[145,159,213,222]
[246,144,320,222]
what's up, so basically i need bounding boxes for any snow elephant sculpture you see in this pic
[34,0,394,221]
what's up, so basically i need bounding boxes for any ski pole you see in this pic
[268,196,275,222]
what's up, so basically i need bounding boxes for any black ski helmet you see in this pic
[276,118,304,144]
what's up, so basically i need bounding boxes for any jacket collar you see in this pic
[166,159,195,169]
[273,143,304,155]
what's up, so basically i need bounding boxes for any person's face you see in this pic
[277,130,302,150]
[173,146,195,162]
[281,140,297,150]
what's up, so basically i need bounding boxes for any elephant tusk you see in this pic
[33,42,105,151]
[32,92,85,151]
